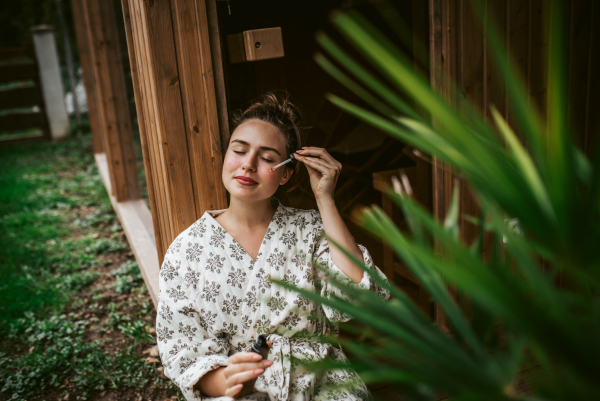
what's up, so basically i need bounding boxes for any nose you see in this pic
[242,152,258,172]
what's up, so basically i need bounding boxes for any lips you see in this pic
[235,176,258,186]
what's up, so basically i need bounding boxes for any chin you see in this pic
[227,184,269,203]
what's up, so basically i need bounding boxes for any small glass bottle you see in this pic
[250,335,271,359]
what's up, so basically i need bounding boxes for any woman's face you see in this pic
[222,119,293,203]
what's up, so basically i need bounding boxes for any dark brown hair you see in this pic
[230,92,304,192]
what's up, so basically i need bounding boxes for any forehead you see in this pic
[229,119,286,150]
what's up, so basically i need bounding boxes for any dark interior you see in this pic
[215,1,425,298]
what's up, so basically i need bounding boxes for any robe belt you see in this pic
[269,335,291,401]
[261,334,337,401]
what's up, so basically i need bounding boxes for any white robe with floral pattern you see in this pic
[156,200,389,401]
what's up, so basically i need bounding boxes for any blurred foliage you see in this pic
[0,0,63,49]
[277,1,600,400]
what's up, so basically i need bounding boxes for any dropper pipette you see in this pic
[270,153,296,172]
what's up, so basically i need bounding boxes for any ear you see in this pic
[279,168,293,185]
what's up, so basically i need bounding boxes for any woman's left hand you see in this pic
[295,147,341,201]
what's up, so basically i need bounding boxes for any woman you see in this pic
[157,93,388,401]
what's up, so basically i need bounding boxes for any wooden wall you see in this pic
[71,0,140,202]
[429,0,599,327]
[120,0,227,263]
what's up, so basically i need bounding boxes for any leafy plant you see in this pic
[277,2,600,400]
[111,260,143,293]
[86,237,126,255]
[118,319,156,344]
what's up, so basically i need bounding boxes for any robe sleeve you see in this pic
[312,231,390,323]
[157,239,230,400]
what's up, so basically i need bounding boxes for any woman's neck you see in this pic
[219,197,276,229]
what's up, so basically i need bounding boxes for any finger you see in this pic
[225,383,243,398]
[229,352,262,364]
[297,156,340,176]
[228,368,264,387]
[302,160,317,175]
[226,361,272,375]
[298,157,330,176]
[298,148,341,168]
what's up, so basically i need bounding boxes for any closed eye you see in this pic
[233,150,273,163]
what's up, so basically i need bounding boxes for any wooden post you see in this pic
[120,0,227,263]
[70,0,103,153]
[31,26,71,141]
[77,0,140,202]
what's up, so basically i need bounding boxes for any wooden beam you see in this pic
[121,0,227,263]
[169,0,228,218]
[206,0,230,153]
[70,0,104,153]
[80,0,140,202]
[31,26,71,141]
[120,0,164,265]
[96,153,160,307]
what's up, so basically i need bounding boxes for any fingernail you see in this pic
[263,360,273,367]
[255,368,265,375]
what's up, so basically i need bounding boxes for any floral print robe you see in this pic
[157,200,389,401]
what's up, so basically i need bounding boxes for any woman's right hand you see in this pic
[198,352,273,398]
[223,352,272,398]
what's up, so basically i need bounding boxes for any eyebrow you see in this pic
[230,139,282,156]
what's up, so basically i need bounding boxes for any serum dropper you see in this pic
[270,153,297,172]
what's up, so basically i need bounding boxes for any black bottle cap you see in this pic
[251,335,270,359]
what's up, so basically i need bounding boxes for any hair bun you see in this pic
[231,91,303,155]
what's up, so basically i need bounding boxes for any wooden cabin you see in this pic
[69,0,599,397]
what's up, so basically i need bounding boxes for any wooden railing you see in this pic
[0,43,50,144]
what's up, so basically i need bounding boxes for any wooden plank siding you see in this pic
[120,0,163,263]
[70,0,165,307]
[79,0,141,202]
[70,0,104,154]
[430,0,600,232]
[429,0,599,327]
[120,0,227,264]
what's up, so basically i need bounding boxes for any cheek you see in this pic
[223,154,240,172]
[259,166,284,186]
[222,155,239,186]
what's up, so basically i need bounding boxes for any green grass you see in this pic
[0,132,183,400]
[0,133,110,325]
[0,312,160,400]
